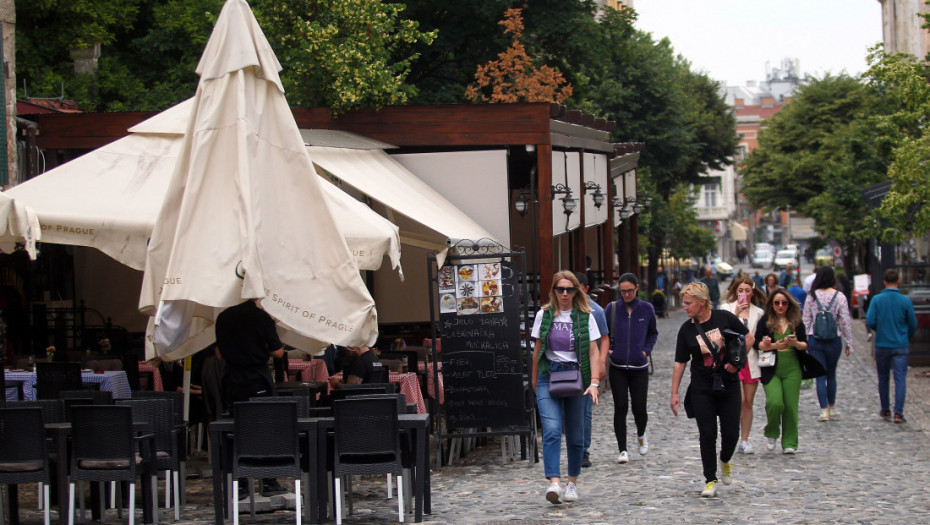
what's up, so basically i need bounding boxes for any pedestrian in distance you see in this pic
[531,271,602,505]
[865,269,917,423]
[802,266,854,422]
[764,273,779,298]
[755,290,808,454]
[719,277,766,454]
[670,282,753,498]
[604,273,658,464]
[574,272,610,469]
[701,268,721,309]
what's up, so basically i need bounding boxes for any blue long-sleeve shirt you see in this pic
[866,288,917,348]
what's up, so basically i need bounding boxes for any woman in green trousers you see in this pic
[754,289,808,454]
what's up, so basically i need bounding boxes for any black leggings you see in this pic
[609,366,649,452]
[690,381,741,483]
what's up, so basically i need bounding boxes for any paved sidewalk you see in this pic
[9,308,930,524]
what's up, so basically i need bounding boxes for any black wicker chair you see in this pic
[6,399,64,424]
[248,395,309,418]
[0,407,51,525]
[68,405,153,525]
[60,389,113,405]
[35,362,83,400]
[116,398,182,521]
[231,401,301,525]
[332,397,404,524]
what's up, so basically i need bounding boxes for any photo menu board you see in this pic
[438,260,525,430]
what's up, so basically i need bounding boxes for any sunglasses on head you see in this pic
[554,286,576,294]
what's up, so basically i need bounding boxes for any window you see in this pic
[703,184,718,208]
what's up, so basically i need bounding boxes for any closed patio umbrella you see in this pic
[139,0,379,359]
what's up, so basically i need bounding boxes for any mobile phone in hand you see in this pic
[738,292,749,305]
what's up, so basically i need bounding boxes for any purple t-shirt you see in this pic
[531,308,601,363]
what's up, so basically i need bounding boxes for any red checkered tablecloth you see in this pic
[137,362,164,391]
[422,362,444,404]
[288,359,329,383]
[389,371,427,414]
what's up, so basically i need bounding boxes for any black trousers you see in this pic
[690,380,741,483]
[609,366,649,452]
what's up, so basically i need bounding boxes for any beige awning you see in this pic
[307,146,499,266]
[731,221,748,241]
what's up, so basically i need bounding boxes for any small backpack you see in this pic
[812,291,840,340]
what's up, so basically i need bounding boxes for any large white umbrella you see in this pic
[0,100,402,275]
[139,0,379,359]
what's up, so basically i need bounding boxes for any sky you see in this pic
[632,0,885,86]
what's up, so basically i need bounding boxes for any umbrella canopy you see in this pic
[139,0,379,359]
[0,99,401,274]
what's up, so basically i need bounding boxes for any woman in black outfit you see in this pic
[670,282,753,498]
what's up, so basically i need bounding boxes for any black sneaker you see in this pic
[880,410,892,421]
[262,479,288,496]
[581,453,592,468]
[894,413,907,424]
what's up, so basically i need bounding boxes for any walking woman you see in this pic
[604,273,658,464]
[670,282,753,497]
[755,289,808,453]
[802,266,854,421]
[719,277,766,454]
[532,271,601,504]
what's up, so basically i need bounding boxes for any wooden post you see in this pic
[537,145,553,297]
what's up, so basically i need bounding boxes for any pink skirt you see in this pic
[739,366,760,384]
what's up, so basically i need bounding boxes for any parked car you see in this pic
[752,248,774,268]
[773,249,799,271]
[711,257,733,281]
[815,248,833,268]
[785,243,801,260]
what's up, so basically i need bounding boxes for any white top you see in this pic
[720,300,765,379]
[532,308,601,363]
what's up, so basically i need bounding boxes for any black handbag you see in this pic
[798,351,827,379]
[549,369,584,398]
[721,329,747,371]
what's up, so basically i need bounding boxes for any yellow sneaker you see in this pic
[720,462,732,485]
[701,480,718,497]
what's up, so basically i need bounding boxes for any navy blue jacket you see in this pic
[605,297,659,369]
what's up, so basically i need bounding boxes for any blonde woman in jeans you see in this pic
[532,271,601,504]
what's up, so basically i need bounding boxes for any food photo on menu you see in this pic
[438,262,506,315]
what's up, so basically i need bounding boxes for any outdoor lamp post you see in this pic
[583,181,605,209]
[552,183,577,216]
[514,192,532,217]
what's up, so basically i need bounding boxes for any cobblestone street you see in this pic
[9,307,930,524]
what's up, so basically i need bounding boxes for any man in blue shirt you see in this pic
[575,272,609,467]
[866,269,918,423]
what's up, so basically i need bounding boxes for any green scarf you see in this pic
[536,307,592,387]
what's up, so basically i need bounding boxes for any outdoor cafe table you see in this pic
[287,359,329,384]
[208,412,430,524]
[389,371,427,414]
[3,369,133,401]
[136,362,165,391]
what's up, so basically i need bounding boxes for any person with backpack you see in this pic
[604,273,658,464]
[801,266,854,422]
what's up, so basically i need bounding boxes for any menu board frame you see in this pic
[427,245,536,467]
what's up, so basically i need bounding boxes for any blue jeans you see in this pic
[808,337,843,408]
[875,346,908,415]
[583,395,593,456]
[537,365,586,479]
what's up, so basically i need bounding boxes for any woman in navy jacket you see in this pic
[604,273,658,463]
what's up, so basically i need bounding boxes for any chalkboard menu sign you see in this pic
[438,260,525,430]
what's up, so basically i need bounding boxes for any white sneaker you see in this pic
[766,438,776,451]
[546,482,562,504]
[618,450,629,464]
[828,407,840,419]
[783,448,797,454]
[563,482,578,502]
[720,462,732,485]
[701,480,717,497]
[638,435,649,455]
[817,409,830,422]
[741,441,754,454]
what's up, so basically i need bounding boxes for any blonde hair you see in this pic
[680,281,711,311]
[724,276,767,307]
[544,270,593,313]
[764,289,802,333]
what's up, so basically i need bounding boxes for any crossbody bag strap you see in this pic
[693,317,721,365]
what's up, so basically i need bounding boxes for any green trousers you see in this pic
[763,348,802,449]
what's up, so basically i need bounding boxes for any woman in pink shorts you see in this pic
[720,277,766,453]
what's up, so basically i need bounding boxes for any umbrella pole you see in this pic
[181,356,192,506]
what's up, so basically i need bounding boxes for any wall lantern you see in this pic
[583,181,605,209]
[514,192,533,217]
[551,183,577,216]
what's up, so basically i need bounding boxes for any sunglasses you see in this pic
[619,288,637,295]
[554,286,576,294]
[773,300,789,306]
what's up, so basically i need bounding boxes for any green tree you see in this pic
[865,47,930,240]
[741,74,888,269]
